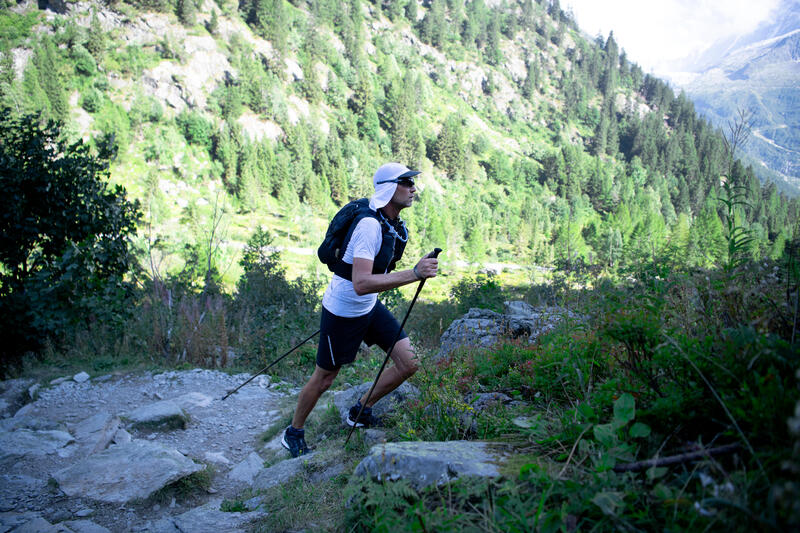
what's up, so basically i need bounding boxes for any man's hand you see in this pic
[414,255,438,279]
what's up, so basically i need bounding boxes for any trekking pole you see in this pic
[221,329,320,400]
[345,248,442,446]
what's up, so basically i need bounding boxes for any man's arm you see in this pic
[351,255,438,296]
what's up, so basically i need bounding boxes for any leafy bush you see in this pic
[229,227,322,378]
[0,108,141,376]
[80,87,103,112]
[176,110,214,150]
[449,272,505,314]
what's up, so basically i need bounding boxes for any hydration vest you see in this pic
[317,198,408,281]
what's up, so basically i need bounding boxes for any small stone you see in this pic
[74,372,91,383]
[169,498,176,508]
[50,377,70,385]
[203,451,230,465]
[75,508,94,517]
[28,384,41,399]
[152,504,160,511]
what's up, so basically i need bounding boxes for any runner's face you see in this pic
[390,180,416,208]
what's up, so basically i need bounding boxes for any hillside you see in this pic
[2,0,798,286]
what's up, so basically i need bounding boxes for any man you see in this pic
[282,162,439,457]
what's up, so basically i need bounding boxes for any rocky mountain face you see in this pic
[673,0,800,194]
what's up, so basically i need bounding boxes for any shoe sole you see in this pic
[346,417,367,428]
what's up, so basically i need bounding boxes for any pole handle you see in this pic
[428,248,442,259]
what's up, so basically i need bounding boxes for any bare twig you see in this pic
[612,443,740,472]
[558,424,591,478]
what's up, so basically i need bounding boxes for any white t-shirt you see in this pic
[321,216,383,317]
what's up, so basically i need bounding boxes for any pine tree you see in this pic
[34,38,68,123]
[207,9,220,35]
[86,11,107,60]
[178,0,197,26]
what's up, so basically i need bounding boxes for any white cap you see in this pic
[369,163,421,210]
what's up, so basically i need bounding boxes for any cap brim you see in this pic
[397,169,421,178]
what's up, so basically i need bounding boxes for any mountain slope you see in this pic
[675,0,800,194]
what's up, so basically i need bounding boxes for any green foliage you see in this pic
[0,108,141,376]
[229,227,321,376]
[0,9,40,48]
[449,272,505,314]
[176,110,214,150]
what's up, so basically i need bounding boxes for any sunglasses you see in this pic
[376,177,415,187]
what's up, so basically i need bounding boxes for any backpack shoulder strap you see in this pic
[332,204,381,281]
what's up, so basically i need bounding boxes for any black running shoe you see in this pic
[281,426,309,457]
[347,402,381,428]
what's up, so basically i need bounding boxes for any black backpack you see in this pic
[317,198,407,280]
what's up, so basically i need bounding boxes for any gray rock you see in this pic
[0,512,42,531]
[150,499,264,533]
[364,429,386,445]
[308,462,345,484]
[469,392,512,412]
[0,429,75,462]
[173,392,213,410]
[12,403,35,418]
[50,376,70,385]
[7,515,61,532]
[252,455,311,491]
[333,382,419,425]
[437,308,505,359]
[74,508,94,518]
[63,520,111,533]
[52,440,203,503]
[353,441,506,490]
[0,415,61,432]
[0,378,34,418]
[73,372,91,383]
[28,384,40,400]
[437,301,582,360]
[243,496,265,511]
[228,452,263,484]
[113,428,132,445]
[203,451,230,465]
[123,400,188,431]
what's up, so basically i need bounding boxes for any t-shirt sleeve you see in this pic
[349,217,382,261]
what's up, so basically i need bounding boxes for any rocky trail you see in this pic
[0,369,297,532]
[0,302,569,532]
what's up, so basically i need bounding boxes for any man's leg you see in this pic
[359,337,418,408]
[292,365,340,429]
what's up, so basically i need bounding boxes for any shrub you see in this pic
[80,88,103,113]
[449,272,505,314]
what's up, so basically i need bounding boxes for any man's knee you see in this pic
[395,346,419,379]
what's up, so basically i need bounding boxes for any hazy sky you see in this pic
[563,0,782,75]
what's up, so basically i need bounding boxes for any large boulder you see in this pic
[0,428,75,462]
[353,441,507,490]
[151,499,265,533]
[52,440,203,503]
[437,301,581,360]
[333,382,419,425]
[251,455,311,491]
[228,452,264,485]
[0,378,34,418]
[123,400,189,431]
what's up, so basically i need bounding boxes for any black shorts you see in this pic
[316,301,407,371]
